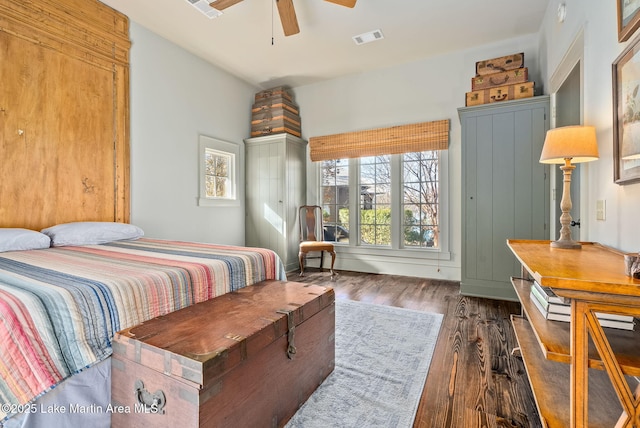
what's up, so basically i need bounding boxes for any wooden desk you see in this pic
[507,239,640,428]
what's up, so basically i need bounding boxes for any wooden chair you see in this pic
[298,205,336,277]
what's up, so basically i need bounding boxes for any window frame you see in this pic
[198,135,240,207]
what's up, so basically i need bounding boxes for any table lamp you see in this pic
[539,125,599,249]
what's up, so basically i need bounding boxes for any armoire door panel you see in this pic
[0,0,130,230]
[0,32,115,229]
[463,118,479,280]
[491,112,516,282]
[475,115,495,282]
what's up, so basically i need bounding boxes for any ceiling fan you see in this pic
[209,0,357,36]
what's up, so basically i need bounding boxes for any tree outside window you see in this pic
[205,149,232,198]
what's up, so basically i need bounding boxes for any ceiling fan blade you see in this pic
[324,0,356,8]
[276,0,300,36]
[209,0,243,11]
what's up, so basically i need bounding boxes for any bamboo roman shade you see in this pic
[309,119,449,161]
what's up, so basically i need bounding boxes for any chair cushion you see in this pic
[300,241,335,252]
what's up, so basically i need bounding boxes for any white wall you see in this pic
[540,0,640,253]
[128,23,257,245]
[294,34,540,280]
[127,0,640,277]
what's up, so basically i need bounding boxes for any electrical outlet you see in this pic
[596,200,606,221]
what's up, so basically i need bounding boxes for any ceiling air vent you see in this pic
[186,0,222,19]
[352,29,384,45]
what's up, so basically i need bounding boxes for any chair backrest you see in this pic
[299,205,323,242]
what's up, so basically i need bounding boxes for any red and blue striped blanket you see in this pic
[0,238,285,421]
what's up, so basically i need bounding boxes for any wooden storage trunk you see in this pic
[251,122,302,138]
[251,106,302,137]
[475,52,524,76]
[465,81,535,106]
[255,86,293,103]
[252,107,301,127]
[471,67,528,91]
[252,96,300,116]
[111,280,335,428]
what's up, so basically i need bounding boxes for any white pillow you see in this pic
[41,222,144,247]
[0,228,51,252]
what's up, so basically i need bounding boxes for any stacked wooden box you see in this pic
[251,86,302,138]
[465,53,535,106]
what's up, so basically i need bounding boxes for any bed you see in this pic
[0,235,286,426]
[1,1,289,426]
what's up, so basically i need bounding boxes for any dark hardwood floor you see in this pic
[292,268,541,428]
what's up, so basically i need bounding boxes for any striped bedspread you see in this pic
[0,238,286,421]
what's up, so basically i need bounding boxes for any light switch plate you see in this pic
[596,200,606,221]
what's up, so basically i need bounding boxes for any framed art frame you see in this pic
[618,0,640,42]
[613,34,640,185]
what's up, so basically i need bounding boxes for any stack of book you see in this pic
[530,281,635,330]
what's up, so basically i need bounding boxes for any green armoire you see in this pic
[458,96,550,300]
[245,133,307,273]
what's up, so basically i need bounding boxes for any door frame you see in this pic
[547,29,587,242]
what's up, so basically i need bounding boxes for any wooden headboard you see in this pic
[0,0,131,230]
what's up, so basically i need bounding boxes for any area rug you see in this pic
[285,299,444,428]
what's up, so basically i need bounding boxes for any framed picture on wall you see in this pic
[618,0,640,42]
[612,34,640,184]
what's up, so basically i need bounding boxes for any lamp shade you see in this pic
[539,125,599,164]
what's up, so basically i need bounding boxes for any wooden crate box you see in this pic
[252,96,300,116]
[255,86,293,103]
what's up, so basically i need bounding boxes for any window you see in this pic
[321,159,350,243]
[320,151,440,250]
[402,151,439,248]
[198,135,239,207]
[360,155,391,246]
[205,149,233,198]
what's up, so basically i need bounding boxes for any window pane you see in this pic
[321,186,337,204]
[360,164,376,185]
[215,177,228,197]
[402,151,439,248]
[205,175,216,197]
[215,156,228,177]
[204,148,234,199]
[360,155,391,247]
[205,155,216,175]
[320,159,349,243]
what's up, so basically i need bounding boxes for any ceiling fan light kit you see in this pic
[208,0,357,36]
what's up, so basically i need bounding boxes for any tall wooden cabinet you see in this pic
[458,96,550,300]
[245,134,307,273]
[0,0,130,230]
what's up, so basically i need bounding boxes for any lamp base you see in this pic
[550,239,582,249]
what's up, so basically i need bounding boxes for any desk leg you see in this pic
[570,300,589,428]
[615,383,640,428]
[572,300,640,428]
